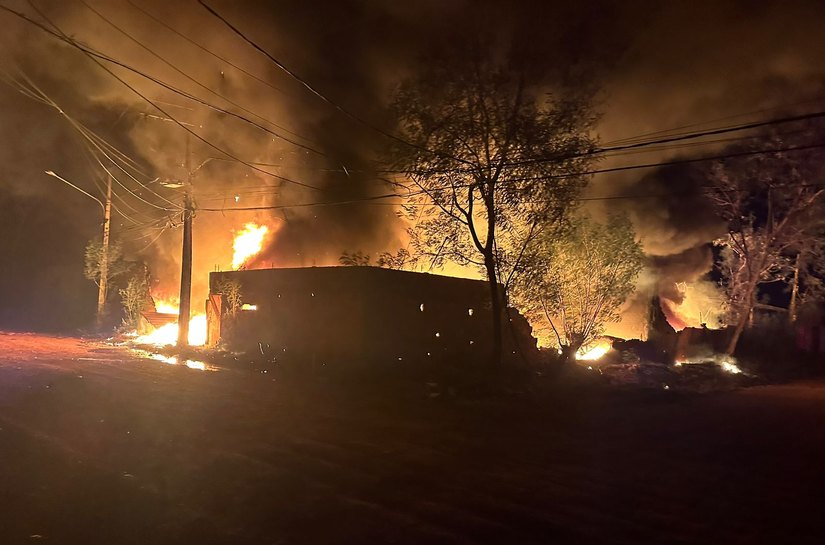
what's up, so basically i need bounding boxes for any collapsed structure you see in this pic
[206,266,536,365]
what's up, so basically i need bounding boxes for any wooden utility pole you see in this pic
[96,175,113,329]
[177,135,193,347]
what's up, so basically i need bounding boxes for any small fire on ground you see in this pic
[575,340,612,361]
[675,354,744,374]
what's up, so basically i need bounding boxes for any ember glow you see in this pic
[232,223,270,270]
[675,354,745,375]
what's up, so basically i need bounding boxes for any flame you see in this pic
[155,301,179,314]
[665,281,727,331]
[146,353,209,371]
[576,339,612,361]
[135,315,207,347]
[232,223,269,269]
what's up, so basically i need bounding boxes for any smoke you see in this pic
[591,0,825,334]
[2,0,825,331]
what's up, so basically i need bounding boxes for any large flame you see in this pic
[665,281,726,331]
[155,300,179,315]
[137,297,207,346]
[232,223,269,269]
[135,315,207,346]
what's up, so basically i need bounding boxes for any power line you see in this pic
[196,139,825,211]
[124,0,294,104]
[20,1,324,192]
[1,68,181,228]
[602,95,825,147]
[9,2,825,207]
[80,0,327,157]
[194,3,825,176]
[197,0,476,169]
[11,69,182,212]
[13,1,815,187]
[1,3,327,189]
[384,108,825,178]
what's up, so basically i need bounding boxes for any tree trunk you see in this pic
[484,254,503,366]
[789,253,802,323]
[560,344,579,365]
[726,282,757,355]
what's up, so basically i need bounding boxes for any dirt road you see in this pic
[0,331,823,544]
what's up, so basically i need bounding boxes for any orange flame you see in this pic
[232,223,269,269]
[138,297,207,346]
[576,339,612,361]
[135,315,207,346]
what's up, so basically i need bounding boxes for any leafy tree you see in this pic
[515,213,644,363]
[339,250,372,267]
[83,238,129,290]
[708,123,825,354]
[119,271,150,328]
[376,248,416,270]
[389,54,598,363]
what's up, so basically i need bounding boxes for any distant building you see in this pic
[206,266,537,365]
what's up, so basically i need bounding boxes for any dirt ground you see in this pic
[0,331,824,544]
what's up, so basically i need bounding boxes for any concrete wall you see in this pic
[208,266,535,365]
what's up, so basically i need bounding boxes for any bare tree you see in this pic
[515,213,644,363]
[708,125,825,355]
[389,55,598,364]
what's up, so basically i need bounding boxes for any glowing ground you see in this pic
[0,331,823,544]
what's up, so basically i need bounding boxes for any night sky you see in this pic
[1,0,824,331]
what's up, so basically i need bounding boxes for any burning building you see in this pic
[206,266,537,365]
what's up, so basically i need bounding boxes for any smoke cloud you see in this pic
[1,0,825,331]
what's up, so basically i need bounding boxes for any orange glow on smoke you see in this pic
[232,223,270,269]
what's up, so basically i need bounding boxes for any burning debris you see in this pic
[135,315,207,347]
[575,339,613,361]
[132,222,273,348]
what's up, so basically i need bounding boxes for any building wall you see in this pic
[208,266,535,365]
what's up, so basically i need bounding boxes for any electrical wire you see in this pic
[194,139,825,211]
[12,69,182,211]
[124,0,286,97]
[602,95,825,147]
[2,2,328,189]
[197,0,476,168]
[80,0,327,156]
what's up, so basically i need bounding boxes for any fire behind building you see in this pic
[206,266,537,365]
